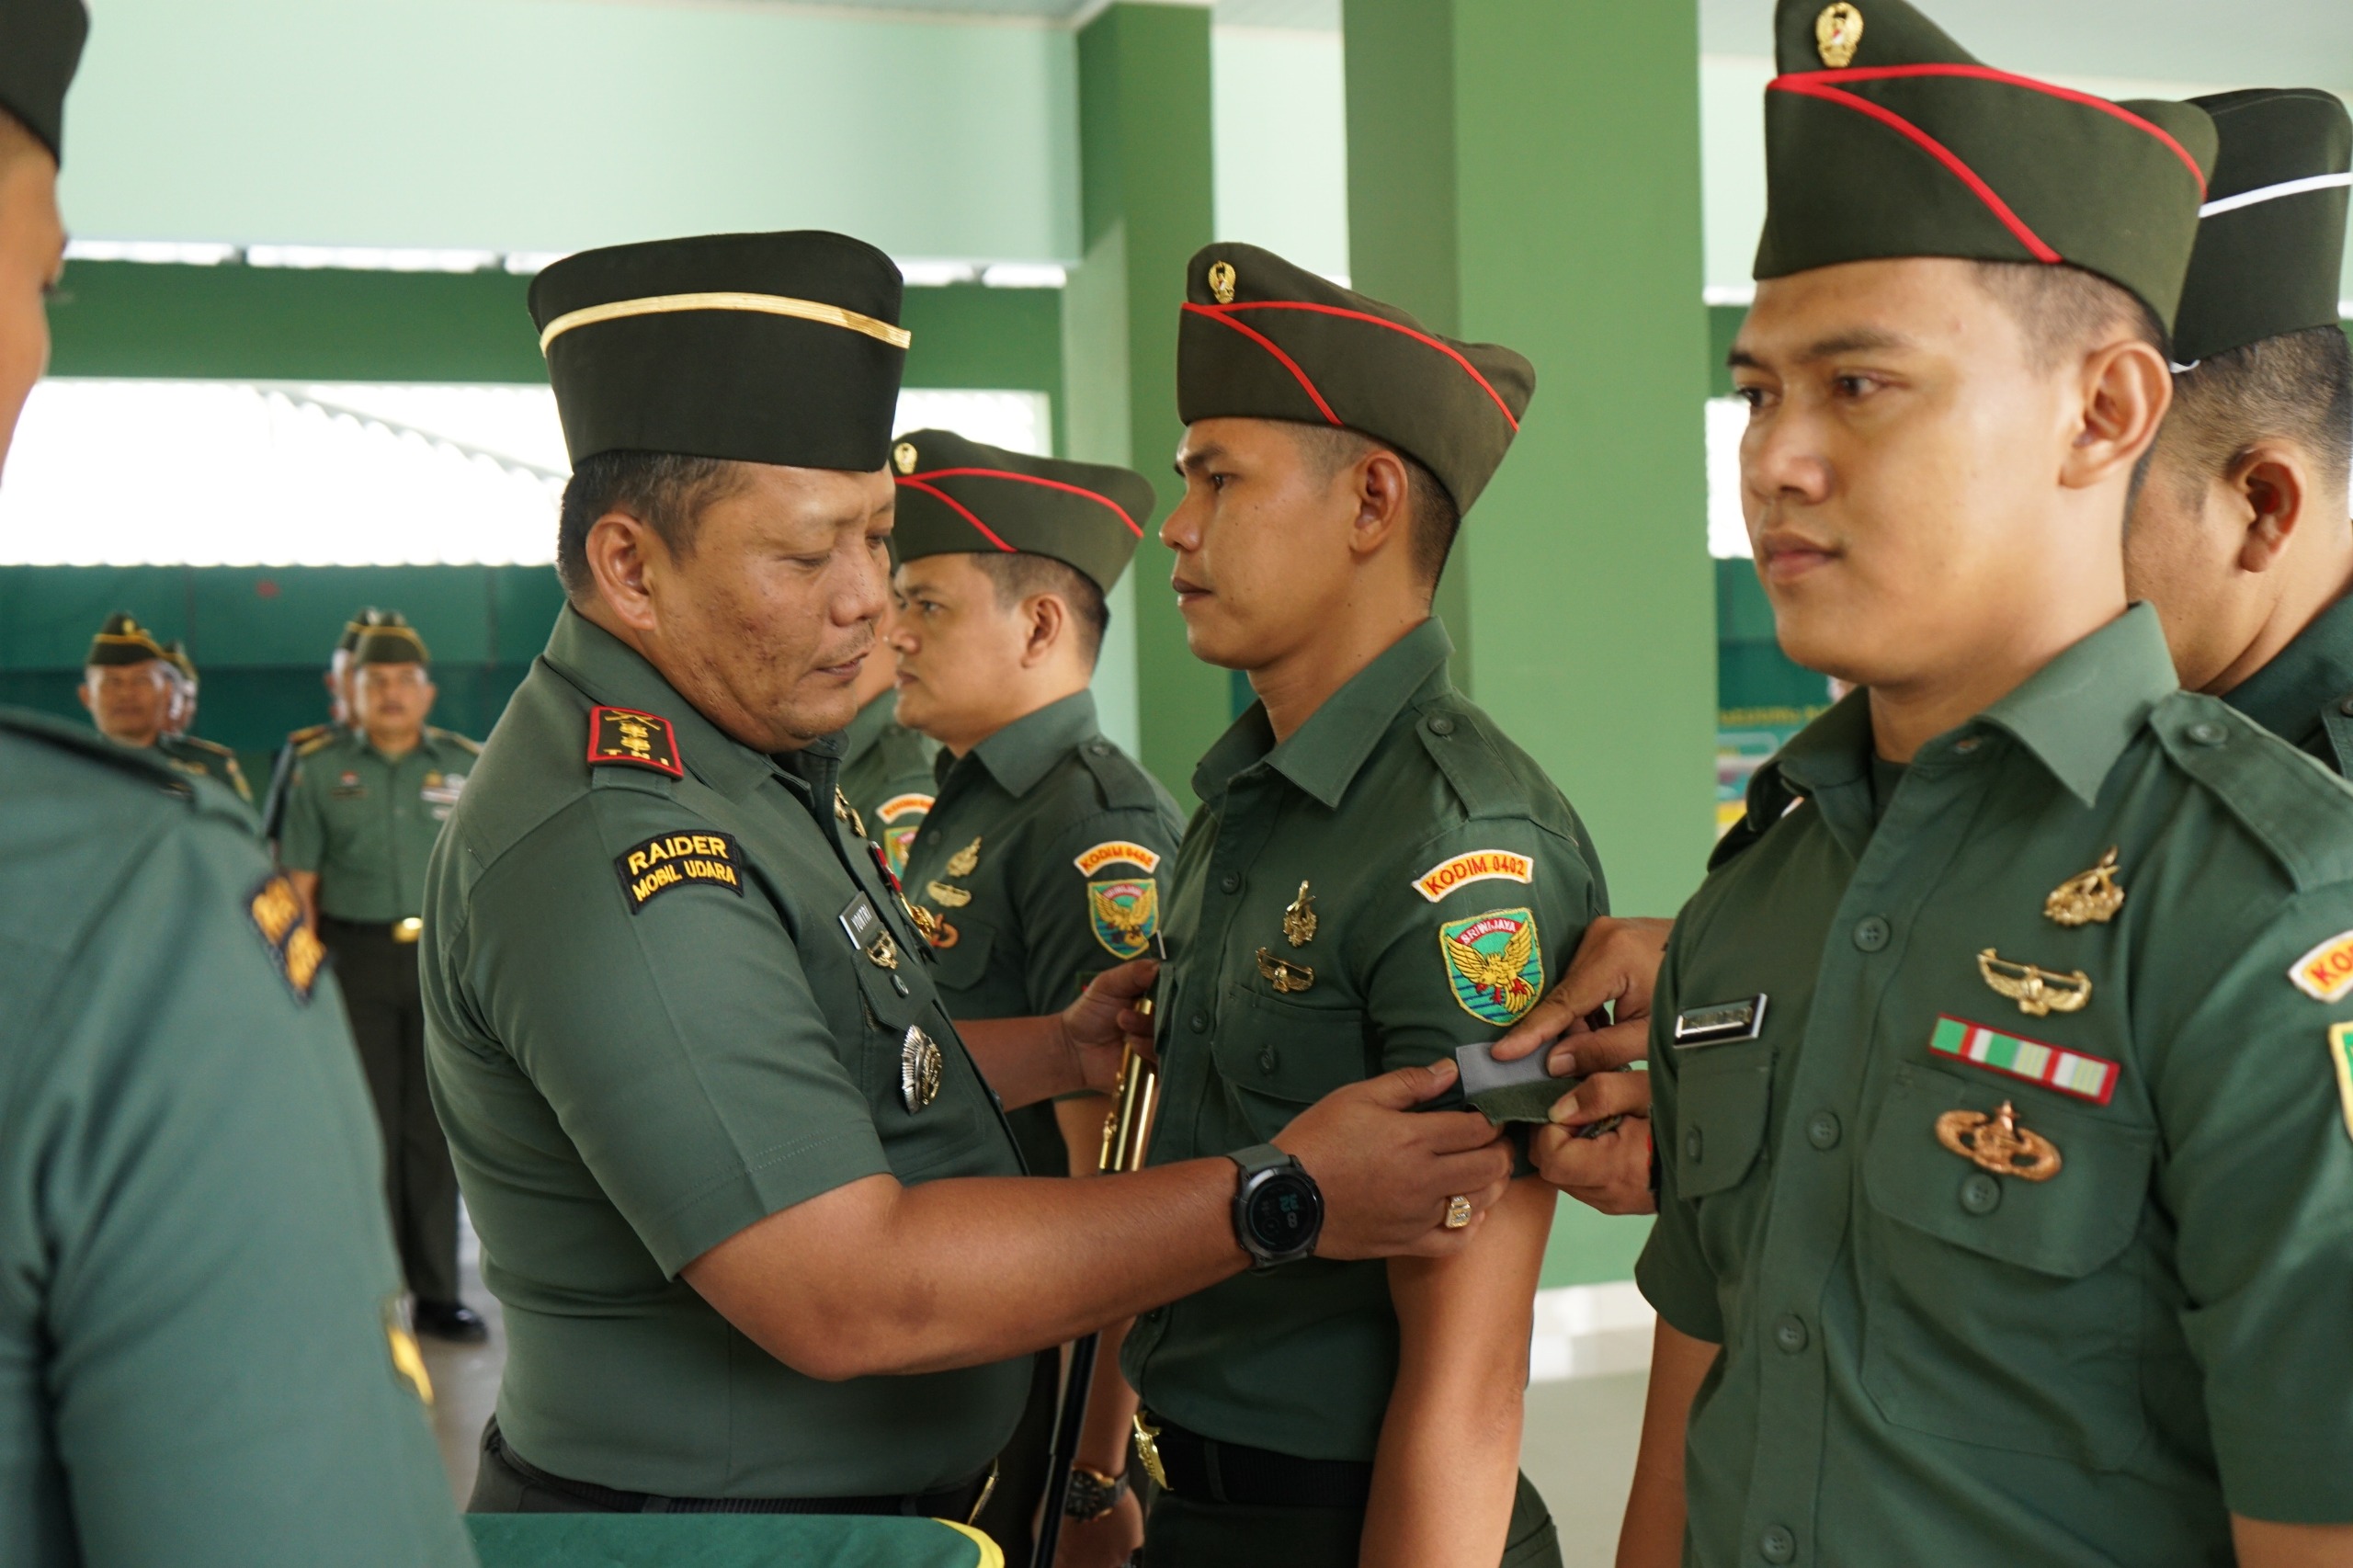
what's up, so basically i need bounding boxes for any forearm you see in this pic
[1617,1318,1719,1568]
[957,1014,1076,1111]
[2231,1516,2353,1566]
[1076,1318,1142,1475]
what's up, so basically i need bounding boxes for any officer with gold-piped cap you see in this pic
[1621,5,2353,1564]
[885,428,1182,1561]
[418,228,1514,1519]
[0,3,471,1560]
[263,608,404,841]
[155,637,256,805]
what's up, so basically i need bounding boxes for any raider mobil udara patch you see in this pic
[247,871,327,1002]
[615,830,744,912]
[1440,907,1543,1025]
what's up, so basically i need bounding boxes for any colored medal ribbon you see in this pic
[1928,1014,2118,1106]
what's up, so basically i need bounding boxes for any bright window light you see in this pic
[980,262,1069,289]
[0,381,1052,567]
[1705,396,1750,560]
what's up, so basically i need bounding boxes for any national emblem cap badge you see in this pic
[2045,847,2125,926]
[1814,2,1863,67]
[1208,260,1237,304]
[893,441,918,475]
[900,1025,943,1112]
[1440,907,1543,1025]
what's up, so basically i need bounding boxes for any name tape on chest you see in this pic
[1413,849,1533,903]
[614,830,743,912]
[2290,929,2353,1002]
[586,705,684,778]
[1674,994,1768,1048]
[1074,839,1162,877]
[246,871,327,1002]
[877,792,934,824]
[1928,1014,2119,1106]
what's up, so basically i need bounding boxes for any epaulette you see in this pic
[293,727,341,758]
[1075,735,1162,812]
[0,706,194,795]
[1709,761,1803,873]
[428,725,483,756]
[1414,699,1579,841]
[179,734,238,760]
[2154,693,2353,892]
[586,704,683,778]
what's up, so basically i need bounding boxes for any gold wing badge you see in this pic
[1977,949,2091,1017]
[926,881,973,908]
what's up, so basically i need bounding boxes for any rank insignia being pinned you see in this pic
[945,836,983,878]
[1928,1014,2118,1105]
[585,705,683,778]
[1976,949,2091,1017]
[900,1025,943,1112]
[1935,1099,2062,1182]
[1440,908,1543,1025]
[1282,881,1317,947]
[246,871,326,1002]
[2290,929,2353,1003]
[2328,1022,2353,1143]
[1256,946,1314,994]
[1091,878,1159,960]
[2044,846,2125,926]
[614,831,744,912]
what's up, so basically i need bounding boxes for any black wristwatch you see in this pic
[1063,1464,1130,1521]
[1229,1143,1323,1269]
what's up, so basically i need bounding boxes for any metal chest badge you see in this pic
[1936,1099,2063,1181]
[2045,846,2125,926]
[900,1025,943,1113]
[945,836,983,878]
[1976,949,2092,1017]
[1090,878,1160,960]
[1282,881,1317,947]
[1256,947,1314,994]
[1440,908,1543,1025]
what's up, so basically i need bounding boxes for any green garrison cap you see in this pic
[0,0,86,163]
[888,429,1155,594]
[161,639,197,687]
[335,606,413,656]
[85,612,164,668]
[352,623,430,667]
[1176,243,1535,513]
[529,231,909,472]
[1756,0,2218,330]
[2172,89,2353,367]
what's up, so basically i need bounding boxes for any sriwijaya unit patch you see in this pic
[1440,907,1543,1025]
[1089,877,1158,960]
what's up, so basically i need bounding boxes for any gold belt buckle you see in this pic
[1131,1413,1168,1490]
[392,916,424,944]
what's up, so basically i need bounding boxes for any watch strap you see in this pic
[1063,1463,1130,1521]
[1228,1142,1294,1179]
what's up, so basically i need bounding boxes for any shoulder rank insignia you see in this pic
[1440,908,1542,1024]
[901,1025,943,1112]
[2329,1023,2353,1143]
[1928,1014,2118,1105]
[1074,839,1161,877]
[1282,881,1317,947]
[1935,1099,2062,1182]
[586,705,683,778]
[246,872,326,1003]
[1256,946,1314,994]
[1976,949,2091,1017]
[2290,929,2353,1003]
[615,831,744,912]
[945,836,983,878]
[1091,878,1159,960]
[1413,849,1533,904]
[2044,846,2124,926]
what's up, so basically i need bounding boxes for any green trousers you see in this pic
[1143,1470,1560,1567]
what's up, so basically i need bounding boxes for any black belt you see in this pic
[487,1421,995,1518]
[1141,1413,1372,1510]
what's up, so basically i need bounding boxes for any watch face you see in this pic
[1245,1170,1319,1254]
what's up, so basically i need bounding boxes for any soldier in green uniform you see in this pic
[1619,6,2353,1565]
[156,637,256,805]
[837,585,938,875]
[283,621,487,1343]
[77,612,254,804]
[0,5,472,1560]
[885,427,1182,1562]
[261,608,393,842]
[1121,244,1604,1568]
[421,228,1517,1517]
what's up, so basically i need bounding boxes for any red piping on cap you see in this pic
[903,467,1144,538]
[894,477,1015,551]
[1771,75,2062,264]
[1182,302,1341,426]
[1779,63,2207,196]
[1205,301,1522,432]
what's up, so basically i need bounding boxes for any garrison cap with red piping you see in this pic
[0,0,85,164]
[1175,243,1535,514]
[1756,0,2217,331]
[2172,88,2352,367]
[889,428,1156,595]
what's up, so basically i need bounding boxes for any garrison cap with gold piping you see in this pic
[529,231,910,471]
[889,428,1156,594]
[2172,89,2353,367]
[352,623,430,667]
[1176,243,1534,513]
[162,639,197,687]
[85,611,164,668]
[1756,0,2218,331]
[0,0,86,164]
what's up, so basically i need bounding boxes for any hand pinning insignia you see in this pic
[1976,949,2091,1017]
[585,705,683,778]
[1282,881,1317,948]
[945,836,983,878]
[2044,847,2125,926]
[1256,946,1315,994]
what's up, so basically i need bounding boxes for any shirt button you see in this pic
[2187,720,2228,746]
[1257,1047,1278,1073]
[1189,1012,1209,1034]
[1221,872,1242,894]
[1682,1127,1704,1164]
[1427,715,1455,736]
[1759,1525,1796,1563]
[1773,1315,1808,1354]
[1852,915,1891,952]
[1960,1172,2003,1215]
[1805,1110,1841,1151]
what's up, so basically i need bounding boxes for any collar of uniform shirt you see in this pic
[1768,602,2179,812]
[959,687,1100,798]
[2216,586,2353,752]
[540,604,790,801]
[1189,617,1454,810]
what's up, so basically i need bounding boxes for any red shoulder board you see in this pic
[586,705,683,778]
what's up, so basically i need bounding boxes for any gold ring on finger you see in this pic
[1444,1195,1473,1229]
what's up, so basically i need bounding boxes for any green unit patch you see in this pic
[614,830,745,913]
[1440,907,1543,1026]
[882,823,921,877]
[2332,1022,2353,1143]
[1088,877,1158,960]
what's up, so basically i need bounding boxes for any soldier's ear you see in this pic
[1347,447,1414,563]
[1020,591,1067,667]
[584,510,662,632]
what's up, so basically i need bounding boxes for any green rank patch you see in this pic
[1440,907,1543,1025]
[1088,877,1158,960]
[2331,1022,2353,1143]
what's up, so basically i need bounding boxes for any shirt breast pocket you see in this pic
[1859,1064,2155,1469]
[1213,984,1371,1143]
[1673,1040,1774,1199]
[926,919,997,994]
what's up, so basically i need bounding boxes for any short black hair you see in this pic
[555,450,747,601]
[1970,260,2171,369]
[965,551,1108,667]
[2160,324,2353,507]
[1288,424,1461,589]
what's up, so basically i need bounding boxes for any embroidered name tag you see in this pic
[247,872,326,1002]
[1413,849,1533,903]
[613,830,743,912]
[1673,994,1768,1049]
[1928,1014,2119,1106]
[1075,839,1162,876]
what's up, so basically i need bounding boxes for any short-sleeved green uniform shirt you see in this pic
[420,608,1029,1499]
[903,689,1183,1177]
[1639,607,2353,1566]
[839,692,938,876]
[282,727,481,921]
[2224,589,2353,777]
[156,732,254,804]
[0,709,471,1567]
[1122,620,1608,1460]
